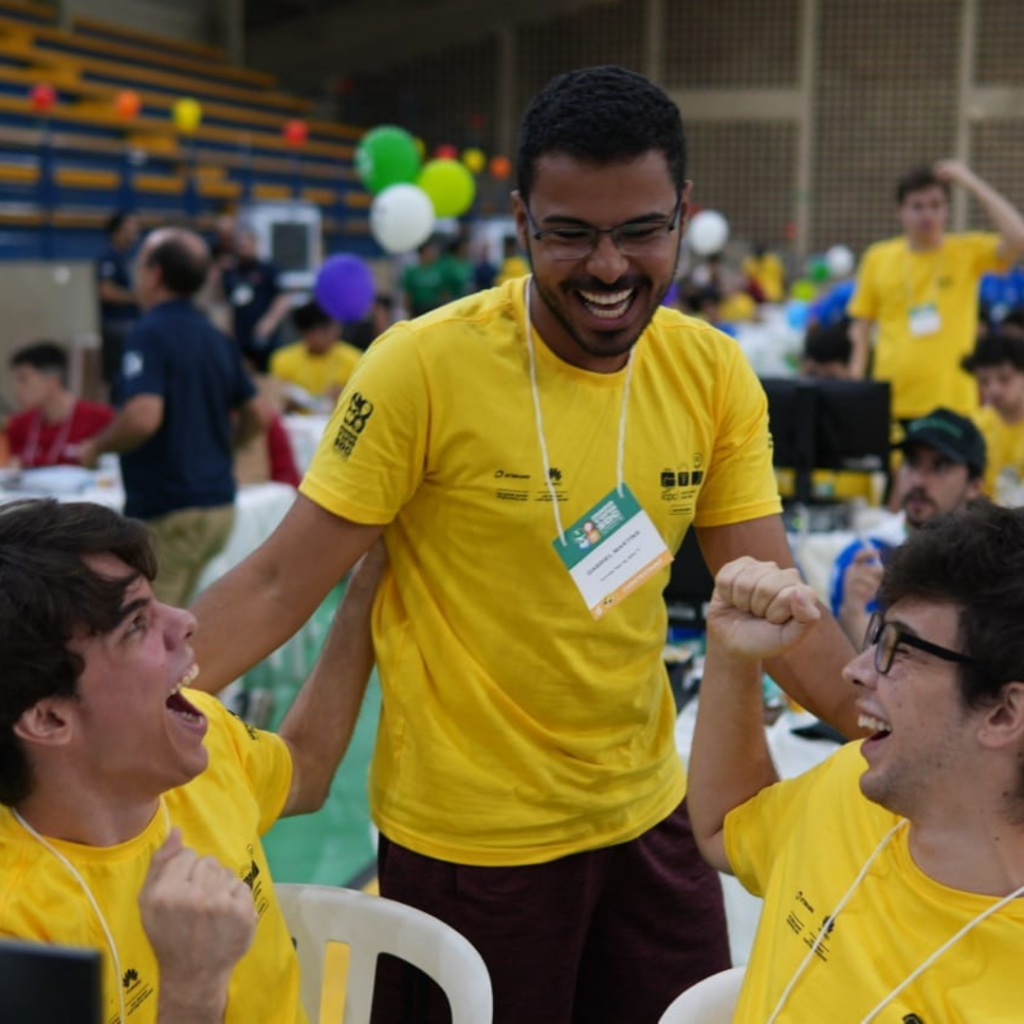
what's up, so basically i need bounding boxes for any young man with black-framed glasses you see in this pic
[689,501,1024,1021]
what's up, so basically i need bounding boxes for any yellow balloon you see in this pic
[462,147,486,174]
[172,97,203,134]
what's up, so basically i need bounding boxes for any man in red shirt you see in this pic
[6,342,114,468]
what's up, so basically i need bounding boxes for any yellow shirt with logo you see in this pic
[0,692,304,1024]
[301,277,780,866]
[725,742,1024,1021]
[973,404,1024,503]
[848,233,1006,420]
[269,340,362,398]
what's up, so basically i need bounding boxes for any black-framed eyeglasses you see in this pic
[523,198,683,261]
[861,610,981,676]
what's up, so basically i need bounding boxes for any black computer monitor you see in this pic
[759,377,891,504]
[0,939,102,1023]
[663,527,715,627]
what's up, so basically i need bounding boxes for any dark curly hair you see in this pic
[878,501,1024,711]
[516,65,687,204]
[0,500,157,806]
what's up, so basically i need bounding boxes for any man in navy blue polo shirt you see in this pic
[221,229,293,373]
[81,227,271,605]
[96,211,140,388]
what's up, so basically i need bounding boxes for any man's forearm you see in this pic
[765,610,861,739]
[277,544,384,815]
[688,645,778,870]
[848,319,872,379]
[964,173,1024,258]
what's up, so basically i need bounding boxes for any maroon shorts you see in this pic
[370,799,730,1024]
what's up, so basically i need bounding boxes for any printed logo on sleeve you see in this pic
[122,351,144,380]
[333,392,375,458]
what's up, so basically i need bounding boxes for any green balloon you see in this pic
[355,125,421,194]
[417,158,476,218]
[808,257,830,284]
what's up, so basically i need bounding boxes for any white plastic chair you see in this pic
[275,882,493,1024]
[657,966,746,1024]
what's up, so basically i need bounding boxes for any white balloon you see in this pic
[686,210,729,256]
[825,244,855,279]
[370,183,435,254]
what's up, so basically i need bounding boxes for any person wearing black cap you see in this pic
[830,406,986,644]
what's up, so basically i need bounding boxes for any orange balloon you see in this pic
[114,90,141,120]
[489,155,512,180]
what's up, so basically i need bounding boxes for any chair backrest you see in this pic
[275,882,493,1024]
[657,965,746,1024]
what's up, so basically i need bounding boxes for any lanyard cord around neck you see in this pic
[12,800,171,1024]
[903,241,944,313]
[768,816,1024,1022]
[523,276,635,547]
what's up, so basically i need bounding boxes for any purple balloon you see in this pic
[662,280,680,307]
[314,254,375,323]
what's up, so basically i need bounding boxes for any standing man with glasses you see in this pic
[187,65,861,1022]
[688,501,1024,1021]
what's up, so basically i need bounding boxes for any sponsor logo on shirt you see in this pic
[659,451,703,514]
[333,392,374,458]
[122,351,144,379]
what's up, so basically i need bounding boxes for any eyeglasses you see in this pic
[523,198,682,261]
[861,610,981,676]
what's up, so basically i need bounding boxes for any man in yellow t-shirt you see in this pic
[688,503,1024,1022]
[963,331,1024,503]
[848,161,1024,422]
[0,499,380,1023]
[269,300,362,413]
[188,66,860,1023]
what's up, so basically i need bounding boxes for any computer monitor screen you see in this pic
[814,378,892,472]
[663,528,715,626]
[0,939,102,1023]
[759,377,892,502]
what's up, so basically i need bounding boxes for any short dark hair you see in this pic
[878,502,1024,714]
[105,211,133,238]
[292,299,332,333]
[803,321,853,367]
[144,232,209,297]
[962,332,1024,374]
[516,65,686,205]
[10,341,68,383]
[896,166,950,205]
[0,500,157,806]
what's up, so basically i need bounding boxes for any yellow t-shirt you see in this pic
[725,743,1024,1021]
[742,252,785,303]
[494,254,530,286]
[301,277,780,866]
[0,692,304,1024]
[269,340,362,398]
[848,233,1006,420]
[774,466,877,503]
[973,404,1024,502]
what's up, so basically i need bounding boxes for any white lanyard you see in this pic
[22,402,77,467]
[13,801,171,1024]
[903,242,944,311]
[768,818,1024,1022]
[523,276,635,546]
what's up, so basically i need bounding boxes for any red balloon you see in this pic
[434,143,458,160]
[283,119,309,146]
[114,90,141,120]
[489,155,512,180]
[29,83,56,114]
